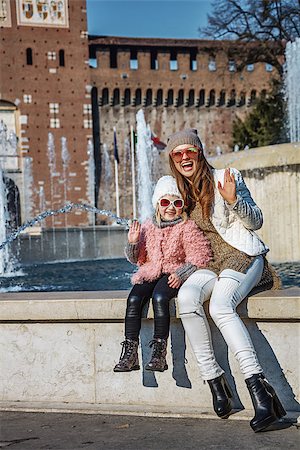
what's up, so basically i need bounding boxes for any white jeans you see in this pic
[177,256,264,380]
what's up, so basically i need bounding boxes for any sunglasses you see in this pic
[159,198,184,208]
[170,146,199,162]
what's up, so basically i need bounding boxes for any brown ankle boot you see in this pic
[145,338,168,372]
[113,339,140,372]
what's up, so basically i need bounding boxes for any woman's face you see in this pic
[170,144,200,178]
[158,195,183,221]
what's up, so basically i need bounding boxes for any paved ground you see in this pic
[0,412,298,450]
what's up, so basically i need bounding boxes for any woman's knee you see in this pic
[177,284,203,316]
[209,295,235,324]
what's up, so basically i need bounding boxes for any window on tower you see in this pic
[59,49,65,67]
[26,48,33,65]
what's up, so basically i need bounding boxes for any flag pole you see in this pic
[113,127,120,218]
[130,125,137,219]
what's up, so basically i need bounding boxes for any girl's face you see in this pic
[158,195,184,221]
[170,144,200,178]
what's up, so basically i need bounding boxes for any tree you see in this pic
[232,79,287,148]
[199,0,300,74]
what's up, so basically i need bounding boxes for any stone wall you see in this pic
[0,289,299,417]
[209,143,300,262]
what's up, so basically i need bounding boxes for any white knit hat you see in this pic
[152,175,182,208]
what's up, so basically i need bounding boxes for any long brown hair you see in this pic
[169,151,215,218]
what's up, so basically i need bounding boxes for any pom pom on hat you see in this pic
[166,128,203,154]
[152,176,182,208]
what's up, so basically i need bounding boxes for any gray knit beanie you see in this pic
[166,128,203,154]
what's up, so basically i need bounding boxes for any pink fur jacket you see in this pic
[127,218,212,285]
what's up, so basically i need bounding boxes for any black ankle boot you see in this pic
[145,338,168,372]
[113,339,140,372]
[245,373,286,432]
[207,374,233,419]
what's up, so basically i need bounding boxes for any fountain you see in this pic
[136,109,160,222]
[0,79,299,292]
[285,37,300,143]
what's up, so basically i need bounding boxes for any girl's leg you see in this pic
[209,256,264,379]
[125,281,157,340]
[114,280,157,372]
[177,269,223,380]
[151,274,178,339]
[145,275,178,372]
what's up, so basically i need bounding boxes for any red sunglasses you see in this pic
[170,146,200,163]
[159,198,184,208]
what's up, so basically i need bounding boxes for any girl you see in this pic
[167,128,284,432]
[114,175,212,373]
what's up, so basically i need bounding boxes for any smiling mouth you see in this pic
[181,161,193,169]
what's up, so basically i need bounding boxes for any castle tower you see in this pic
[1,0,93,227]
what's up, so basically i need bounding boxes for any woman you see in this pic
[167,128,285,432]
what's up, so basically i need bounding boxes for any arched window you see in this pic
[145,89,152,107]
[218,90,226,107]
[101,88,109,106]
[59,49,65,67]
[248,89,257,105]
[187,89,195,107]
[165,89,173,107]
[198,89,205,107]
[26,48,33,65]
[176,89,184,107]
[123,88,131,107]
[207,89,215,107]
[238,91,246,107]
[112,88,120,106]
[261,89,267,99]
[156,89,163,106]
[227,89,236,107]
[134,89,142,106]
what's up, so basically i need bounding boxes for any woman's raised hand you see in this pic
[128,220,141,244]
[217,168,237,204]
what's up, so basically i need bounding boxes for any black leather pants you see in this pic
[125,275,178,340]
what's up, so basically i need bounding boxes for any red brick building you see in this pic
[1,0,93,227]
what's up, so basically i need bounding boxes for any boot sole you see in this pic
[145,364,168,372]
[113,365,140,372]
[251,414,278,432]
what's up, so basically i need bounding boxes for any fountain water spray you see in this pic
[87,139,96,224]
[0,168,9,273]
[47,132,57,253]
[0,202,129,252]
[61,136,70,257]
[101,143,112,214]
[285,37,300,143]
[136,109,159,222]
[23,156,34,221]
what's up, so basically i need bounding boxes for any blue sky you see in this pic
[86,0,213,39]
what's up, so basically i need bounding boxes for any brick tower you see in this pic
[1,0,93,227]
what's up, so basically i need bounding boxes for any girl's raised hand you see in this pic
[128,220,141,244]
[217,168,237,204]
[168,273,181,289]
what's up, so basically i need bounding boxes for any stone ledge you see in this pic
[0,288,299,322]
[0,401,298,422]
